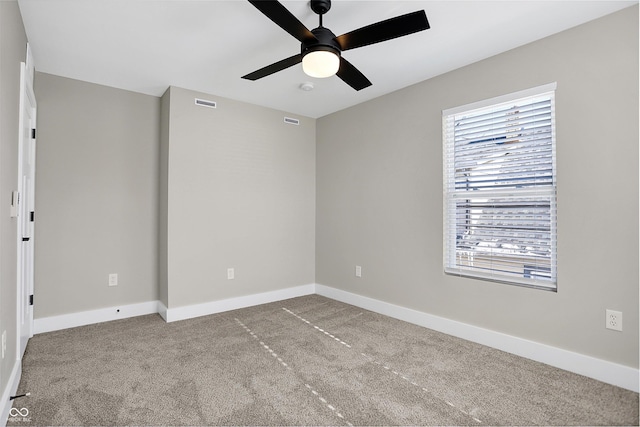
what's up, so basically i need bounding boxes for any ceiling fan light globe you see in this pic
[302,50,340,78]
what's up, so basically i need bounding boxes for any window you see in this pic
[443,83,557,291]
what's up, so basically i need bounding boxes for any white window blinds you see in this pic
[443,84,557,290]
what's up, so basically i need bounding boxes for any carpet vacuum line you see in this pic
[281,307,482,425]
[234,318,354,427]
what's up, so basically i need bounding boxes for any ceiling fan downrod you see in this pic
[311,0,331,28]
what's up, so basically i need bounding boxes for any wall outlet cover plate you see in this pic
[605,309,623,331]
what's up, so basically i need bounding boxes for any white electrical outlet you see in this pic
[355,265,362,278]
[108,273,118,287]
[1,330,6,359]
[606,309,623,331]
[227,268,235,280]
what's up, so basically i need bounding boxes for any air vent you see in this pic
[195,98,217,109]
[284,117,300,125]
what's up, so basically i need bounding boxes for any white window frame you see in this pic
[443,83,557,291]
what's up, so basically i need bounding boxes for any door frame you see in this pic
[16,60,36,358]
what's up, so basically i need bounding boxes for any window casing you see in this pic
[443,83,557,291]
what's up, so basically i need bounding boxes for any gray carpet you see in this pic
[8,295,639,426]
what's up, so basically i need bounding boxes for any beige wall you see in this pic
[11,2,636,378]
[158,88,170,308]
[33,73,160,317]
[32,79,316,316]
[0,0,27,401]
[316,6,639,368]
[163,87,316,308]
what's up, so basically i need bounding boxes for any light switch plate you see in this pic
[10,191,18,218]
[1,330,6,359]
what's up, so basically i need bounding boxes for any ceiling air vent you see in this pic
[284,117,300,126]
[195,98,216,109]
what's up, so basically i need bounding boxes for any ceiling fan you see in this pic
[242,0,430,91]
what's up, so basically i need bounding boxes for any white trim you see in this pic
[164,284,315,322]
[32,284,317,332]
[442,82,557,116]
[28,285,638,392]
[17,62,38,359]
[33,301,160,334]
[25,43,35,84]
[157,300,168,322]
[315,284,639,392]
[0,359,22,427]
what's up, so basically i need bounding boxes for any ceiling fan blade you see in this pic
[335,10,430,51]
[336,57,372,91]
[242,54,303,80]
[248,0,316,43]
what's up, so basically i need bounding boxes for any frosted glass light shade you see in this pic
[302,50,340,78]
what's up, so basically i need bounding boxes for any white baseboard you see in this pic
[164,284,316,322]
[0,359,22,427]
[34,300,160,334]
[315,284,639,393]
[32,284,316,332]
[29,284,638,393]
[157,300,168,322]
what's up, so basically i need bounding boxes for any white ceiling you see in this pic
[17,0,637,118]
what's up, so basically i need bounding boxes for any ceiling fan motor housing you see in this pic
[310,0,331,15]
[302,26,341,58]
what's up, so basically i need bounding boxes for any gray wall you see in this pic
[0,0,27,400]
[158,88,170,308]
[32,78,316,316]
[316,6,639,368]
[163,87,315,308]
[12,3,636,376]
[33,73,160,318]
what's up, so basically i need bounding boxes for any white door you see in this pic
[17,62,36,358]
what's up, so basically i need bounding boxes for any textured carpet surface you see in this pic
[8,295,639,426]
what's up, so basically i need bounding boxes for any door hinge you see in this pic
[30,211,34,222]
[31,128,36,139]
[29,295,33,306]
